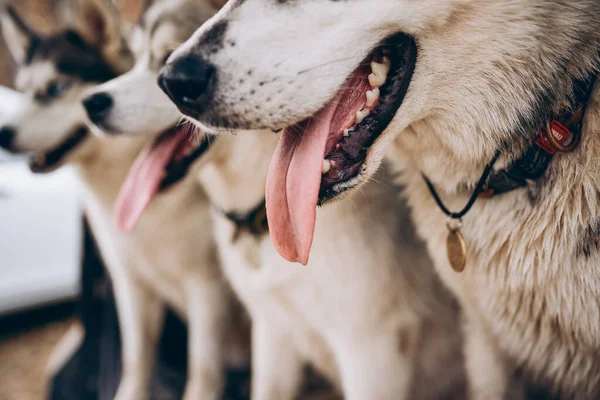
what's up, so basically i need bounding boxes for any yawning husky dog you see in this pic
[161,0,600,398]
[0,1,243,399]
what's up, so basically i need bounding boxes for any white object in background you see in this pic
[0,163,82,315]
[0,85,82,316]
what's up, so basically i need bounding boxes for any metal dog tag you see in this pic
[446,218,466,273]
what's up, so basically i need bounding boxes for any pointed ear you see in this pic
[0,5,38,64]
[72,0,133,73]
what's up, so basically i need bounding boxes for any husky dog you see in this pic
[195,132,467,400]
[0,1,244,399]
[100,119,466,400]
[160,0,600,398]
[92,3,468,396]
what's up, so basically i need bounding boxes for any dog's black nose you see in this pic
[0,127,15,151]
[158,55,216,117]
[83,92,113,122]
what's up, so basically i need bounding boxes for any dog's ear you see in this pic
[209,0,229,9]
[72,0,134,73]
[124,23,144,58]
[0,5,39,65]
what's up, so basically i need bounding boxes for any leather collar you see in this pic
[219,200,269,243]
[423,71,597,226]
[480,75,597,198]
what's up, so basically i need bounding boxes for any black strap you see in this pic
[219,199,269,242]
[484,73,597,195]
[423,150,501,220]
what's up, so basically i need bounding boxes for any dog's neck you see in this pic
[391,0,600,195]
[425,71,598,210]
[395,72,600,199]
[196,130,278,215]
[74,134,148,209]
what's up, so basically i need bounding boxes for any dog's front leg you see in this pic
[334,326,417,400]
[113,274,165,400]
[182,277,229,400]
[251,319,304,400]
[463,313,522,400]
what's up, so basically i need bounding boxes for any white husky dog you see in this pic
[160,0,600,398]
[0,1,244,399]
[90,4,468,398]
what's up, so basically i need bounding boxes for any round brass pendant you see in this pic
[446,229,467,273]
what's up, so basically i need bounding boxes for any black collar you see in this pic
[218,200,269,243]
[424,71,598,222]
[480,75,596,197]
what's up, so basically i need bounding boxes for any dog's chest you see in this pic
[406,174,600,390]
[212,213,339,378]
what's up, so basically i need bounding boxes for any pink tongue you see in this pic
[115,130,188,233]
[266,104,337,265]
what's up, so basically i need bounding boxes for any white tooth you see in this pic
[322,159,331,174]
[366,88,380,107]
[343,128,352,137]
[369,59,390,88]
[368,72,386,88]
[371,60,390,78]
[356,109,369,124]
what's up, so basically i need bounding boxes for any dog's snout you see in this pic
[158,55,216,117]
[83,92,113,123]
[0,127,15,151]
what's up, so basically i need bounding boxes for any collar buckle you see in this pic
[536,119,580,155]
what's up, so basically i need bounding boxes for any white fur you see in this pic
[46,323,85,378]
[195,130,465,400]
[173,0,600,397]
[0,2,243,399]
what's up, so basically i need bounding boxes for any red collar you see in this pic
[423,72,597,222]
[480,75,596,198]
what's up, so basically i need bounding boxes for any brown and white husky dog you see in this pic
[88,4,468,400]
[0,1,244,399]
[160,0,600,398]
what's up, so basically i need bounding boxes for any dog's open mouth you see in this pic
[29,126,89,173]
[266,33,417,264]
[115,124,211,233]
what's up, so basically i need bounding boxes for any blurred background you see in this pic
[0,2,146,399]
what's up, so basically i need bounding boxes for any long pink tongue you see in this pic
[266,105,336,265]
[115,130,188,233]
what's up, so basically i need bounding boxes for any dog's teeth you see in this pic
[371,59,390,78]
[322,159,331,174]
[369,60,389,88]
[356,109,369,124]
[368,72,386,88]
[366,88,380,107]
[343,128,352,137]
